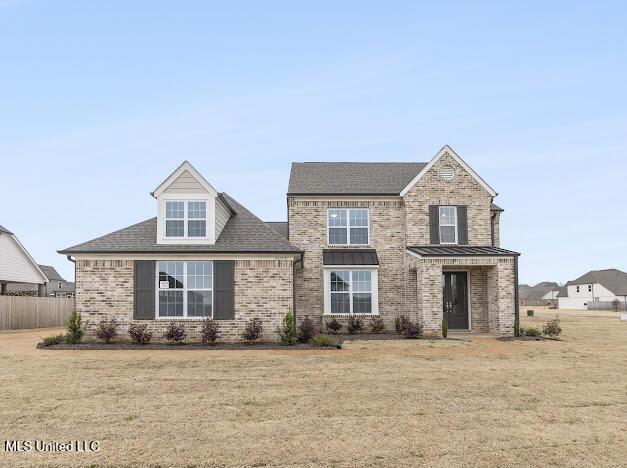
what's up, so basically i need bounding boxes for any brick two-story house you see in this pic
[60,145,519,340]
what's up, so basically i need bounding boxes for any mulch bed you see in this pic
[497,336,558,342]
[341,333,409,341]
[37,342,337,351]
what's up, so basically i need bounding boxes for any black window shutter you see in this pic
[457,206,468,245]
[214,260,235,320]
[429,205,440,244]
[134,261,155,320]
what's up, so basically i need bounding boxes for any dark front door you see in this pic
[443,272,469,330]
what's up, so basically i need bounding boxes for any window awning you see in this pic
[323,249,379,266]
[406,246,520,257]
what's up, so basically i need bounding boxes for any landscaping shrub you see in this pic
[95,319,118,344]
[65,310,84,344]
[298,317,315,343]
[542,318,562,339]
[399,315,423,339]
[128,323,152,344]
[369,316,385,334]
[524,326,541,337]
[163,322,186,343]
[346,316,364,334]
[326,318,342,334]
[612,298,621,312]
[442,318,448,339]
[514,320,521,337]
[394,316,402,333]
[41,334,65,347]
[277,312,298,345]
[200,318,219,345]
[242,318,263,341]
[312,334,337,347]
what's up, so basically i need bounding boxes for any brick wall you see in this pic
[75,258,293,342]
[404,152,493,246]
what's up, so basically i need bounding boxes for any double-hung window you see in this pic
[327,269,376,314]
[439,206,458,244]
[157,261,213,318]
[328,208,369,245]
[165,201,207,238]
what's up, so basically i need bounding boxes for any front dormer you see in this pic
[152,161,227,245]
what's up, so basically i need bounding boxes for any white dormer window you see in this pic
[165,200,207,238]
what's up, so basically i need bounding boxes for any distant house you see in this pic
[6,265,75,298]
[519,282,561,306]
[0,224,48,296]
[558,269,627,309]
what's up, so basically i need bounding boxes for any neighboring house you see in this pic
[0,224,48,296]
[519,282,560,306]
[558,269,627,309]
[6,265,75,298]
[59,145,520,341]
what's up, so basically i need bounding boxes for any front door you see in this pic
[443,272,469,330]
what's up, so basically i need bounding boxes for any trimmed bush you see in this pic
[41,334,65,347]
[277,312,298,345]
[128,324,152,344]
[524,326,541,337]
[346,316,364,334]
[326,318,342,334]
[298,317,315,343]
[95,319,118,344]
[163,322,186,343]
[542,319,562,339]
[242,318,263,341]
[399,315,423,339]
[65,310,84,344]
[369,316,385,334]
[200,318,219,345]
[442,318,448,339]
[312,334,337,347]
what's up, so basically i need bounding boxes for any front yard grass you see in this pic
[0,308,625,467]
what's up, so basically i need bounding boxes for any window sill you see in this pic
[327,245,371,248]
[155,317,211,321]
[323,313,379,317]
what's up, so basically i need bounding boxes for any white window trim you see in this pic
[157,192,216,245]
[323,267,379,315]
[164,200,209,240]
[326,208,370,246]
[155,261,214,320]
[439,206,458,245]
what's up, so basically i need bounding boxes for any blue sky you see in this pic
[1,1,626,284]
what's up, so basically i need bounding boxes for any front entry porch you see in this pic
[406,246,520,337]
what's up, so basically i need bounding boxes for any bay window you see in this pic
[165,200,207,238]
[328,208,369,245]
[157,261,213,318]
[324,268,378,315]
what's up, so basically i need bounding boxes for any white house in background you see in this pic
[558,269,627,309]
[0,224,49,296]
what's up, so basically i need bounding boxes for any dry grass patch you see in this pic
[0,310,625,467]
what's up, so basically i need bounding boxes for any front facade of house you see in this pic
[558,269,627,310]
[60,145,519,341]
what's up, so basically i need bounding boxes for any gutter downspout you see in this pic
[292,253,303,327]
[66,255,76,309]
[514,255,520,326]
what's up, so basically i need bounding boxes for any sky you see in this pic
[1,0,626,284]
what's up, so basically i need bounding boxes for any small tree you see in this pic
[612,299,621,312]
[95,319,118,344]
[441,318,448,339]
[201,318,220,345]
[128,323,152,344]
[242,318,263,341]
[326,318,342,334]
[542,318,562,339]
[65,310,85,344]
[298,317,315,343]
[277,312,298,345]
[163,322,186,343]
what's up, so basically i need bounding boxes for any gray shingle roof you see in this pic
[265,222,288,239]
[288,162,428,195]
[59,193,301,254]
[565,269,627,296]
[491,203,504,212]
[407,245,520,257]
[0,224,13,235]
[524,282,560,300]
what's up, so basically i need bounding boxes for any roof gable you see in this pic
[152,161,217,198]
[400,145,497,197]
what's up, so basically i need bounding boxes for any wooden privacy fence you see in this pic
[0,296,74,330]
[587,300,627,311]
